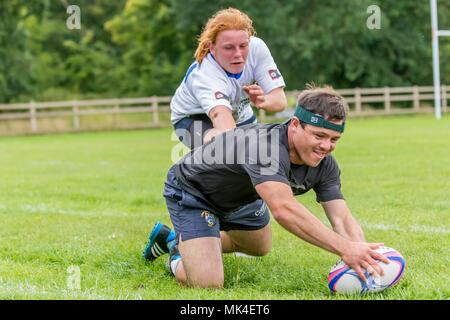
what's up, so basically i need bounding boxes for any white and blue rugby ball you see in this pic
[328,246,405,294]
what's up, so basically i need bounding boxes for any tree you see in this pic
[0,0,448,103]
[0,1,35,102]
[105,0,194,96]
[169,0,450,89]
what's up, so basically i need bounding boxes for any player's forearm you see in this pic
[333,216,366,243]
[203,128,227,143]
[261,88,287,113]
[273,200,350,256]
[205,105,236,143]
[322,200,366,242]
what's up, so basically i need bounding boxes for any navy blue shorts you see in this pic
[173,114,257,149]
[163,166,270,244]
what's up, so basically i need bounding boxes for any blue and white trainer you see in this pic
[143,222,175,261]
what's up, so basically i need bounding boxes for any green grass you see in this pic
[0,114,448,299]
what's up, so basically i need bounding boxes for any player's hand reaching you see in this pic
[243,84,267,109]
[339,242,390,281]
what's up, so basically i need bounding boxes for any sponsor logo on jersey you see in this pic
[215,91,229,101]
[268,69,281,80]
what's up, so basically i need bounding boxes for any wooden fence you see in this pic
[0,85,448,135]
[0,96,172,135]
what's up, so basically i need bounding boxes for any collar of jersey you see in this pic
[210,54,243,79]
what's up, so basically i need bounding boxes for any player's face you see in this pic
[209,30,250,75]
[289,117,342,167]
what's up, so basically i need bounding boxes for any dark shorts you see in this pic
[163,166,270,244]
[173,114,257,149]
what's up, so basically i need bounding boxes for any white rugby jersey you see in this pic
[170,36,285,125]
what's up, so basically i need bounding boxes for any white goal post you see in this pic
[430,0,450,119]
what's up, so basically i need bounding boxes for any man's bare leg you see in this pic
[174,236,224,288]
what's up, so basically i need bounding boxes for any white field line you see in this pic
[360,222,450,235]
[3,202,449,234]
[269,216,450,235]
[0,202,130,217]
[30,160,110,166]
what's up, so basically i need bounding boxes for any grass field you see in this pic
[0,114,448,300]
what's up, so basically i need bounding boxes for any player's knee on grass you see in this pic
[179,236,224,289]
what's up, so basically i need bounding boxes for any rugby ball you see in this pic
[328,246,405,294]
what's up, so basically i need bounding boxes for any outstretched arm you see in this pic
[321,199,366,242]
[255,180,389,281]
[242,85,287,113]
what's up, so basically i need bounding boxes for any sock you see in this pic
[170,257,181,276]
[233,252,254,258]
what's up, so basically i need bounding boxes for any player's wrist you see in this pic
[332,237,353,257]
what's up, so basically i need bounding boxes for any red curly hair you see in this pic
[194,8,256,63]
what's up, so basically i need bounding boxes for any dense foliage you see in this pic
[0,0,449,103]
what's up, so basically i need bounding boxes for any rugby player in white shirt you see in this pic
[170,8,287,148]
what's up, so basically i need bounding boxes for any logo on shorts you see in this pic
[215,91,229,101]
[254,202,266,217]
[201,211,216,227]
[268,69,281,80]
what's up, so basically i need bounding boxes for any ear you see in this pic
[290,116,301,128]
[208,41,215,55]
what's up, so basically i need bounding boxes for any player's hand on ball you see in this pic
[339,242,390,281]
